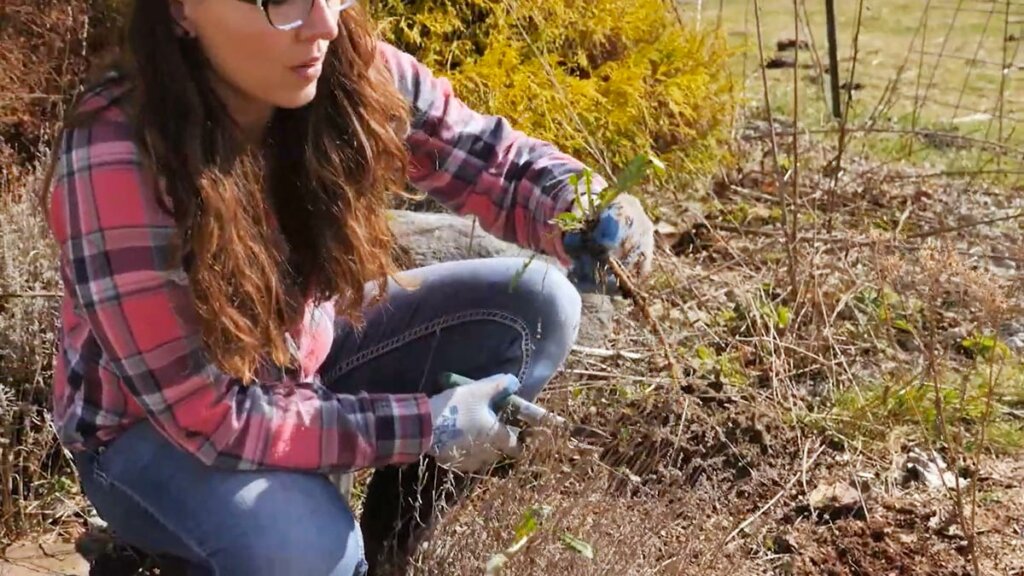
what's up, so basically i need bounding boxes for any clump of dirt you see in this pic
[591,386,796,502]
[791,513,972,576]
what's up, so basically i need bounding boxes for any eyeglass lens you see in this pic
[265,0,355,31]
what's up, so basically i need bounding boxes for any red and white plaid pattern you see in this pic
[46,42,605,472]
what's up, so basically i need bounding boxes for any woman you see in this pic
[44,0,655,574]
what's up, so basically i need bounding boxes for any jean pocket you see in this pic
[73,443,113,488]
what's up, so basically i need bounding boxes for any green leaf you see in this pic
[613,153,665,194]
[891,318,915,334]
[775,305,791,328]
[560,533,595,559]
[514,505,551,541]
[552,212,583,230]
[962,333,1010,361]
[695,345,715,362]
[486,506,552,575]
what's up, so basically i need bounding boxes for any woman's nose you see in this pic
[298,0,340,42]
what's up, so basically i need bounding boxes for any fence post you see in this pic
[825,0,842,119]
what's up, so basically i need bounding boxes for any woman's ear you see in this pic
[170,0,197,38]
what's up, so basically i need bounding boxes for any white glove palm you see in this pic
[427,374,522,472]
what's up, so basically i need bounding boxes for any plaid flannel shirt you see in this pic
[48,42,606,473]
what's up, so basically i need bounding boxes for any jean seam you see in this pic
[323,309,533,388]
[97,469,212,574]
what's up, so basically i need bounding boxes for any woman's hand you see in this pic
[562,193,655,288]
[427,373,522,472]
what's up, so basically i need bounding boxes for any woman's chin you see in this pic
[274,86,319,110]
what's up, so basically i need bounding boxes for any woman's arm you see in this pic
[48,99,432,473]
[379,42,609,265]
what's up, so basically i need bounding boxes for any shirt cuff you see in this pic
[370,392,434,467]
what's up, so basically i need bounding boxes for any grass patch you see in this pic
[690,0,1023,182]
[828,334,1024,455]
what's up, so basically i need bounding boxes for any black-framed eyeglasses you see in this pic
[242,0,357,31]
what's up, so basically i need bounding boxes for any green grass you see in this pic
[682,0,1022,179]
[829,340,1024,455]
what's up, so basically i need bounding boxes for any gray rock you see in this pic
[998,318,1024,353]
[807,480,864,518]
[577,292,616,348]
[388,209,614,346]
[388,210,560,268]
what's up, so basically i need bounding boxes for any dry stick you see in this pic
[952,2,997,120]
[778,126,1023,155]
[750,0,794,303]
[908,2,931,159]
[990,0,1014,172]
[502,0,613,178]
[919,0,967,120]
[751,0,782,171]
[671,0,687,29]
[864,3,931,133]
[787,0,800,296]
[972,353,1006,572]
[920,298,976,576]
[798,0,829,111]
[606,257,683,384]
[0,292,61,300]
[905,210,1024,240]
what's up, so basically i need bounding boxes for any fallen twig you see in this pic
[570,345,647,361]
[562,368,673,384]
[0,292,61,300]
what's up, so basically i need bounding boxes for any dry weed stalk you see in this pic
[606,257,684,383]
[876,242,1012,576]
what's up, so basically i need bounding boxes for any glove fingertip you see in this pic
[485,375,518,407]
[501,374,521,397]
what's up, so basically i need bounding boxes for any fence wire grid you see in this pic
[682,0,1024,184]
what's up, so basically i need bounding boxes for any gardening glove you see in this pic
[427,373,523,473]
[562,193,656,290]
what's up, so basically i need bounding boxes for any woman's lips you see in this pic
[292,58,323,80]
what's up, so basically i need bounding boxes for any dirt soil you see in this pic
[0,542,87,576]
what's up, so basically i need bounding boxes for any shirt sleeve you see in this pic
[378,42,609,265]
[48,100,433,473]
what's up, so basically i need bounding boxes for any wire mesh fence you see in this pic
[682,0,1024,184]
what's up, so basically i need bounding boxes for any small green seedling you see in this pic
[553,152,666,235]
[485,505,594,574]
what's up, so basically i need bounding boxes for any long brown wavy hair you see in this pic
[46,1,412,382]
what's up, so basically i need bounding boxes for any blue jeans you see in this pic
[72,258,582,576]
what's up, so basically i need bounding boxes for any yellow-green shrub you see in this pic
[371,0,736,182]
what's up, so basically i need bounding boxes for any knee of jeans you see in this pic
[210,514,367,576]
[510,261,582,401]
[514,259,583,331]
